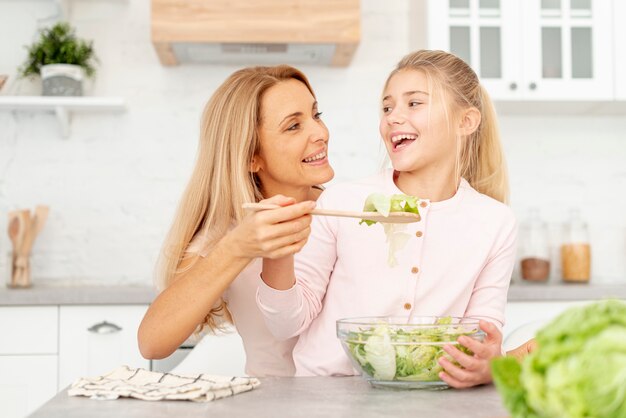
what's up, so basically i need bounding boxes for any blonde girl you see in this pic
[138,65,334,377]
[257,50,518,387]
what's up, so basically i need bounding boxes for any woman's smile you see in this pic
[302,148,328,165]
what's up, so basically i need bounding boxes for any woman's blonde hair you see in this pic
[155,65,316,330]
[385,50,509,203]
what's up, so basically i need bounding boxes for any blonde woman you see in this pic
[137,65,334,377]
[257,50,521,387]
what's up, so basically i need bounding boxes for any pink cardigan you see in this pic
[256,169,518,376]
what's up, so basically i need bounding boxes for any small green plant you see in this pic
[20,22,97,78]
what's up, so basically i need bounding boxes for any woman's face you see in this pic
[379,70,458,174]
[254,79,334,195]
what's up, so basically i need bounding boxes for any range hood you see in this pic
[151,0,361,67]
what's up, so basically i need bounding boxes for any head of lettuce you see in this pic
[491,300,626,418]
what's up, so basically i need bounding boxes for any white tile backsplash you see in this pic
[1,0,624,284]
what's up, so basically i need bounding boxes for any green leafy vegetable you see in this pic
[359,193,420,226]
[359,193,421,266]
[491,300,626,418]
[344,319,479,383]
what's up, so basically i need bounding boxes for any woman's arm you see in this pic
[137,197,315,359]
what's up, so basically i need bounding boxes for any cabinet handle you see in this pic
[88,321,123,334]
[529,82,537,90]
[509,82,517,91]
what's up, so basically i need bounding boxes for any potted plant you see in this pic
[19,22,97,96]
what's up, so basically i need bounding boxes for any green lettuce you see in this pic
[491,300,626,418]
[359,193,420,266]
[359,193,420,226]
[344,318,478,382]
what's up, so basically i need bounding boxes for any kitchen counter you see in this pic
[29,377,509,418]
[506,281,626,301]
[0,282,156,305]
[1,281,624,306]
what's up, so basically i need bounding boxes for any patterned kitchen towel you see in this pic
[68,365,260,402]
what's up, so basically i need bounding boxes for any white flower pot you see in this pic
[41,64,85,96]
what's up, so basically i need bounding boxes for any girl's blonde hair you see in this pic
[385,50,509,203]
[155,65,316,330]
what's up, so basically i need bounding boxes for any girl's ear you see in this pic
[458,107,481,137]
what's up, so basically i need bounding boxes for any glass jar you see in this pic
[519,208,551,281]
[561,209,591,282]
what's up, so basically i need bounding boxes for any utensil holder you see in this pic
[7,252,32,288]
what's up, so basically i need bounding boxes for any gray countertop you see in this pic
[1,281,624,306]
[0,282,156,306]
[29,377,510,418]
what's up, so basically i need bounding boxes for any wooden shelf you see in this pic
[0,96,126,138]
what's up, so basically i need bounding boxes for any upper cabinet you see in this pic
[614,0,626,100]
[427,0,615,101]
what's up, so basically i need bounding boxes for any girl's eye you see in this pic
[382,106,392,113]
[314,111,323,119]
[409,101,422,107]
[287,123,300,131]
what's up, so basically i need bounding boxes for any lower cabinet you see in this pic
[0,354,58,418]
[0,304,151,418]
[0,306,58,418]
[58,305,150,390]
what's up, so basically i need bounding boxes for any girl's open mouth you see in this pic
[391,133,418,151]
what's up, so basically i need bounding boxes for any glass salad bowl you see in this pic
[336,316,485,390]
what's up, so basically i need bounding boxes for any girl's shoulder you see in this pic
[460,180,516,227]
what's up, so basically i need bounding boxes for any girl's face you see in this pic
[254,79,334,195]
[379,70,458,174]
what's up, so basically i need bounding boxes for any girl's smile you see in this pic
[390,131,419,152]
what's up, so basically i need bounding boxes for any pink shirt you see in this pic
[256,169,517,376]
[188,241,297,377]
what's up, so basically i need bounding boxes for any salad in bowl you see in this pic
[337,316,485,389]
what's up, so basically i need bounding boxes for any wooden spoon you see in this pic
[242,203,421,224]
[7,211,21,254]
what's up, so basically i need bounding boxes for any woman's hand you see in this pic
[437,320,503,389]
[225,194,316,260]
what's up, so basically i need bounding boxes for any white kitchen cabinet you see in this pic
[58,305,150,390]
[614,0,626,99]
[0,355,58,418]
[0,306,59,418]
[0,306,58,354]
[427,0,614,100]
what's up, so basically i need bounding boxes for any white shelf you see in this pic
[0,96,126,138]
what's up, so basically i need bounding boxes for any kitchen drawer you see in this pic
[0,354,58,418]
[0,306,58,355]
[58,305,150,389]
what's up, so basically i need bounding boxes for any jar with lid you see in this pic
[519,208,551,281]
[561,209,591,282]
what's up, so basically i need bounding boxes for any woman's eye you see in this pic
[314,111,323,119]
[409,101,422,107]
[287,123,300,131]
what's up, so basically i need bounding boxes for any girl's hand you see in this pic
[506,338,538,362]
[437,320,502,389]
[225,195,316,260]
